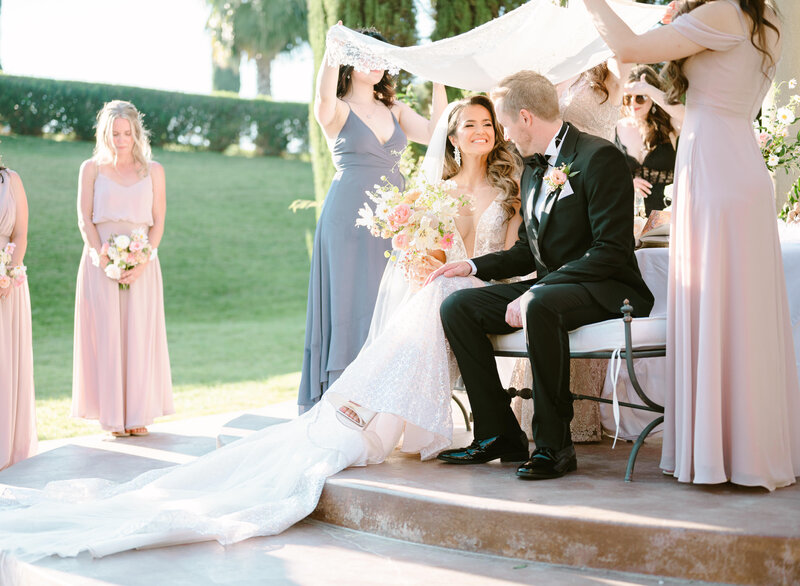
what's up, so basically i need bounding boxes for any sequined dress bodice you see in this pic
[559,77,619,142]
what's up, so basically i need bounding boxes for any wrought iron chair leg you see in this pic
[451,393,472,432]
[624,415,664,482]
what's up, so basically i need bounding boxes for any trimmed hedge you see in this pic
[0,74,308,155]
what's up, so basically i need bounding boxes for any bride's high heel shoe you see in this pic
[335,401,377,430]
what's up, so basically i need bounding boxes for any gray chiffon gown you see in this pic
[298,109,406,409]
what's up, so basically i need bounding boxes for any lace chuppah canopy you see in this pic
[326,0,666,91]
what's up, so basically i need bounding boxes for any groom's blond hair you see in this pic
[491,71,559,122]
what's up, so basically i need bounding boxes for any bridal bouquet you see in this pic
[102,228,152,290]
[356,177,471,283]
[0,243,27,289]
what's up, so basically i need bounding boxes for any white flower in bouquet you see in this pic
[769,154,780,167]
[789,79,798,90]
[9,265,27,287]
[105,264,122,280]
[776,107,795,126]
[131,227,148,242]
[114,234,131,250]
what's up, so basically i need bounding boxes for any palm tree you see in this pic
[207,0,308,96]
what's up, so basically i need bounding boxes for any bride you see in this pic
[0,96,522,563]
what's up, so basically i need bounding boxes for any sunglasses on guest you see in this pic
[623,94,650,105]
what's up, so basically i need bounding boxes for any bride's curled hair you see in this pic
[442,95,521,223]
[93,100,152,175]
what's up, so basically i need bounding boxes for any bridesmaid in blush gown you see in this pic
[0,163,36,470]
[299,26,446,411]
[71,101,173,437]
[586,0,800,490]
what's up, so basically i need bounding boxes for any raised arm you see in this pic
[582,0,740,64]
[314,45,349,140]
[393,83,448,146]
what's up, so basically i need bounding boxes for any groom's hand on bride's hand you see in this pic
[505,296,524,328]
[423,261,472,286]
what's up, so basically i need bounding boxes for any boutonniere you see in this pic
[543,163,579,195]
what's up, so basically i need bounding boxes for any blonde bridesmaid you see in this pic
[0,159,36,469]
[72,101,173,437]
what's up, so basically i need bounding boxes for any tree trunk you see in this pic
[255,53,274,97]
[212,51,241,93]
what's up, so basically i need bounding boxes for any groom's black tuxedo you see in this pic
[440,122,654,453]
[473,122,653,314]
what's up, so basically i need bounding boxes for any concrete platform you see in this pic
[1,402,798,585]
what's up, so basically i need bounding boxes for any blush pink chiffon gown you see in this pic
[661,2,800,490]
[71,167,173,433]
[0,170,36,469]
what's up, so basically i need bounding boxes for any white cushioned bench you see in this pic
[488,301,666,481]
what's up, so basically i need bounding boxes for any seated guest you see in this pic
[615,65,684,216]
[0,159,36,470]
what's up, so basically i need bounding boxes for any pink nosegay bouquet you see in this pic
[356,177,470,284]
[0,243,27,290]
[102,228,152,290]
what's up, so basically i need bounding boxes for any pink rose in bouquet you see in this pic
[0,274,10,289]
[392,232,410,250]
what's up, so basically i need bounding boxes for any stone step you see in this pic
[218,412,800,585]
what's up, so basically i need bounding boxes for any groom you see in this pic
[427,71,654,479]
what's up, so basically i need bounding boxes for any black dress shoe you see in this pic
[437,434,529,465]
[516,444,577,480]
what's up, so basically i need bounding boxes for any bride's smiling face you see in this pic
[450,104,495,157]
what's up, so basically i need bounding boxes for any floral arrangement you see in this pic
[356,177,471,283]
[0,243,27,289]
[544,163,579,195]
[754,78,800,219]
[756,78,799,173]
[101,228,152,290]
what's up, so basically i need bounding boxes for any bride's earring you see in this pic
[454,145,461,167]
[651,104,657,115]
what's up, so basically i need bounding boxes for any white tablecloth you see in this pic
[600,242,800,438]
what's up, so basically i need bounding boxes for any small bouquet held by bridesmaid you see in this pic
[0,243,27,289]
[101,228,152,290]
[356,177,470,284]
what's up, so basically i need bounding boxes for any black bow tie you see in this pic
[524,153,550,173]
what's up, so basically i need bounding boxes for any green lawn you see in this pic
[0,134,316,439]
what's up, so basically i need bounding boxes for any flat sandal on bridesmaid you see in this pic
[335,401,377,430]
[126,427,149,436]
[111,430,130,438]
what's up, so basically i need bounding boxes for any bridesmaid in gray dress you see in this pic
[299,26,446,411]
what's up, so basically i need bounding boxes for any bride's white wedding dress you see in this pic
[0,194,510,565]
